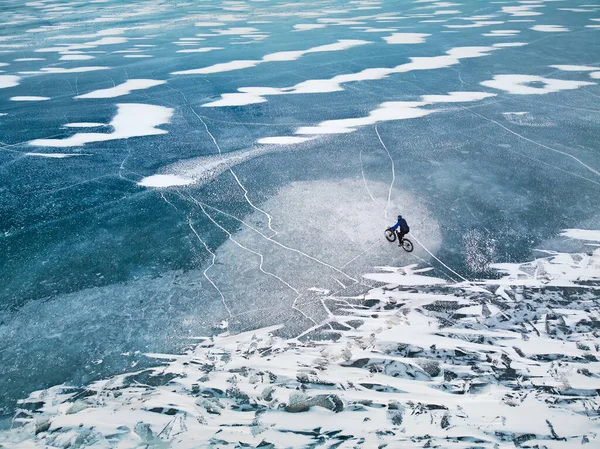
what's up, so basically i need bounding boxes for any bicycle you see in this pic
[384,229,414,252]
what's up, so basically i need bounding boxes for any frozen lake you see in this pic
[0,0,599,438]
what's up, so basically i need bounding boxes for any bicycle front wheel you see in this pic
[385,229,397,242]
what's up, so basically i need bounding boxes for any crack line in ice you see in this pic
[190,105,278,237]
[196,201,361,285]
[410,233,471,283]
[187,216,232,318]
[461,105,600,180]
[359,148,381,206]
[375,124,395,219]
[188,194,317,326]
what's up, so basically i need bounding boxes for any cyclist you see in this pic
[387,215,410,246]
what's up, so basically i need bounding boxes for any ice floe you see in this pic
[481,74,594,95]
[29,104,173,147]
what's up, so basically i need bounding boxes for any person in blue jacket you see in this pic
[388,215,410,246]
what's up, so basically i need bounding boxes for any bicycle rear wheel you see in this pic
[385,229,397,242]
[402,238,414,252]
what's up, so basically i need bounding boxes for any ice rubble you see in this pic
[2,230,599,448]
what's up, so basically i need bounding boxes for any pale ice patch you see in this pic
[172,39,369,75]
[137,174,195,187]
[0,74,20,88]
[201,178,442,324]
[10,96,50,101]
[75,79,166,99]
[14,58,45,61]
[531,24,569,32]
[29,103,173,148]
[382,32,430,44]
[139,146,274,188]
[591,72,600,79]
[481,74,594,95]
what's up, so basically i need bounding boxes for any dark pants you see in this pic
[397,230,407,243]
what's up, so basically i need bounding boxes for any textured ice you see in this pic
[2,0,600,444]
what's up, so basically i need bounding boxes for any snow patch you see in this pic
[532,25,569,32]
[172,39,369,75]
[29,104,173,147]
[382,32,430,44]
[75,79,165,99]
[0,74,20,88]
[481,74,594,95]
[10,96,50,101]
[137,174,195,188]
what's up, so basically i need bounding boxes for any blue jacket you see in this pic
[390,217,409,233]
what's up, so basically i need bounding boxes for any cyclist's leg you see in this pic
[397,231,405,246]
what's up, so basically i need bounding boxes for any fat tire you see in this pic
[385,229,397,242]
[402,239,414,252]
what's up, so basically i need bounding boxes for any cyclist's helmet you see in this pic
[397,215,402,220]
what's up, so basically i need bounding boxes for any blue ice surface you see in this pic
[1,0,599,420]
